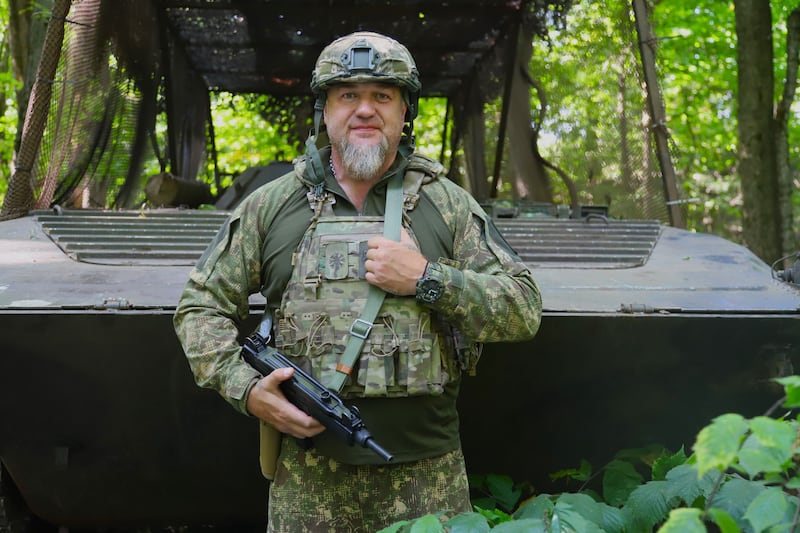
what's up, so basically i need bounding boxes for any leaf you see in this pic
[408,513,444,533]
[513,495,554,520]
[489,519,548,533]
[714,478,767,529]
[554,505,605,533]
[743,487,789,533]
[599,504,626,533]
[556,493,603,524]
[774,376,800,408]
[442,512,491,533]
[694,414,749,477]
[738,434,789,478]
[475,505,512,525]
[622,480,673,532]
[785,476,800,490]
[735,417,797,478]
[652,447,688,481]
[656,507,705,533]
[549,459,592,482]
[468,473,487,489]
[485,474,522,512]
[470,497,496,511]
[603,459,643,506]
[663,463,718,506]
[554,496,616,533]
[707,507,742,533]
[749,416,797,452]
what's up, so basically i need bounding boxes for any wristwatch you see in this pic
[415,261,445,304]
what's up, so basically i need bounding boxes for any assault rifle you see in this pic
[241,332,394,462]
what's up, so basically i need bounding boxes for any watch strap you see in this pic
[416,261,445,303]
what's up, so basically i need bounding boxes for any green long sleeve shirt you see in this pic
[173,151,542,464]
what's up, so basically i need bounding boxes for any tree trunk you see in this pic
[144,172,213,208]
[734,0,781,262]
[453,77,490,201]
[775,8,800,260]
[507,29,552,202]
[9,0,52,153]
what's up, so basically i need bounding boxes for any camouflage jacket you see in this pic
[173,150,542,417]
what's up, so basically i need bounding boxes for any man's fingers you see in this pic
[265,366,294,384]
[248,370,325,438]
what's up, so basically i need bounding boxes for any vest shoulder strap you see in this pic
[302,155,442,215]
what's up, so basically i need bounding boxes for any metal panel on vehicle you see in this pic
[35,210,229,265]
[494,217,661,268]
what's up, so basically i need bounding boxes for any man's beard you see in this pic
[334,135,389,181]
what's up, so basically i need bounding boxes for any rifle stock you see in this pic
[242,333,393,463]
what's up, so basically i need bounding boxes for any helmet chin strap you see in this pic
[304,96,328,184]
[401,123,415,157]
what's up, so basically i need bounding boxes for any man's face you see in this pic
[324,82,407,181]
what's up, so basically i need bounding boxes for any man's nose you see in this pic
[354,97,377,116]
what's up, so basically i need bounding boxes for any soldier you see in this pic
[174,31,542,532]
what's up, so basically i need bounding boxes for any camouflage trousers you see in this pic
[266,438,471,532]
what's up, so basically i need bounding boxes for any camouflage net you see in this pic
[0,0,673,224]
[0,0,161,220]
[0,0,71,221]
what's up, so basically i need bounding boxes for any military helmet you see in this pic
[310,31,421,120]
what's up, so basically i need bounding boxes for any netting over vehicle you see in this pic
[1,0,164,220]
[1,0,679,225]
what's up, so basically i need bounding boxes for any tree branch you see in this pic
[520,64,547,137]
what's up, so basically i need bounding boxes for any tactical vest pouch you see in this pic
[258,420,281,480]
[275,216,453,398]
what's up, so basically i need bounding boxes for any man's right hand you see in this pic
[245,367,326,439]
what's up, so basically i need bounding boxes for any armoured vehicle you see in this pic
[2,203,798,530]
[1,0,799,531]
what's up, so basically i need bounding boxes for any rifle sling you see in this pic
[327,172,403,393]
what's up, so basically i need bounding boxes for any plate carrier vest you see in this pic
[273,168,456,398]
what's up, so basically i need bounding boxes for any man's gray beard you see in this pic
[336,137,389,181]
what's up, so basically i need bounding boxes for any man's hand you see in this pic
[364,229,427,295]
[246,368,325,439]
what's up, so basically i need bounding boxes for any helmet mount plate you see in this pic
[344,41,377,74]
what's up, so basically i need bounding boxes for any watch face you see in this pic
[418,278,443,303]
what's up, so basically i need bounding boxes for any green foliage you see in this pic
[468,474,529,513]
[776,375,800,408]
[1,0,799,244]
[205,93,301,188]
[382,376,800,532]
[0,0,17,201]
[649,0,800,244]
[193,93,451,195]
[524,0,669,220]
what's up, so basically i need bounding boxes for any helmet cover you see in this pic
[311,31,421,119]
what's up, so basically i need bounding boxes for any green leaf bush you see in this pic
[380,376,800,532]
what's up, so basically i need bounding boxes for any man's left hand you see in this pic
[364,229,427,295]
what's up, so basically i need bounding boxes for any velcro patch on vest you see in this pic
[323,241,349,279]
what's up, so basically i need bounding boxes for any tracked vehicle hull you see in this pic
[1,209,798,528]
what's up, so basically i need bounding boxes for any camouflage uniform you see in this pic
[267,437,471,532]
[173,31,542,531]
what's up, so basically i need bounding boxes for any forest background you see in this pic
[0,0,798,266]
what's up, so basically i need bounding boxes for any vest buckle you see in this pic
[349,318,373,339]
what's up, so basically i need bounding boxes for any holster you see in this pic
[259,420,282,480]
